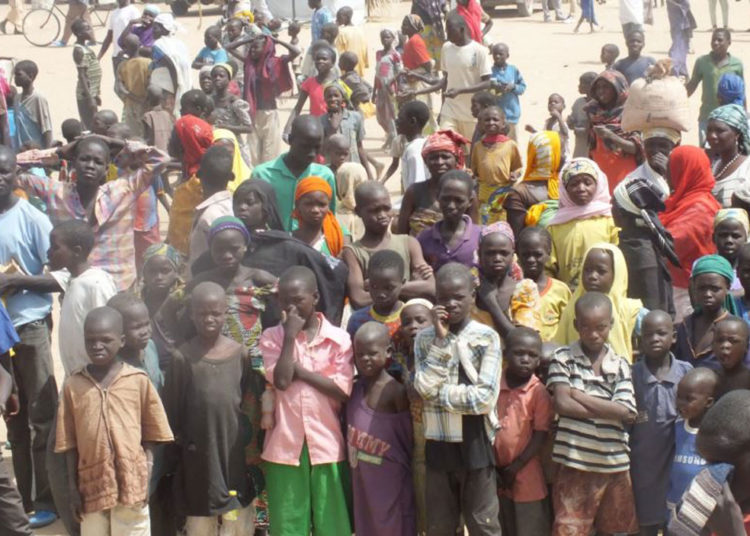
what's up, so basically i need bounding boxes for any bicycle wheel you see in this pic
[22,8,61,47]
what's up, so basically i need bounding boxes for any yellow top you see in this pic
[539,277,572,342]
[471,139,523,202]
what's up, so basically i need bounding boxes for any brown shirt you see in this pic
[55,363,173,514]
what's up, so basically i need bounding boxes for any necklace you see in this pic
[714,152,741,179]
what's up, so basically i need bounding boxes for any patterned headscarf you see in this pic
[717,73,745,106]
[403,14,425,34]
[522,130,562,200]
[708,104,750,155]
[713,208,750,235]
[421,129,470,168]
[481,221,515,246]
[550,158,612,226]
[209,215,251,244]
[143,242,182,271]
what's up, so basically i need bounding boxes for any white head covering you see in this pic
[154,13,178,34]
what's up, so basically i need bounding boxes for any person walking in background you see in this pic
[52,0,92,47]
[0,0,25,34]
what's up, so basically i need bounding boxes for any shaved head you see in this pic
[279,266,318,293]
[84,306,123,335]
[191,281,227,306]
[354,321,390,347]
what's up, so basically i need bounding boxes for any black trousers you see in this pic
[0,459,32,536]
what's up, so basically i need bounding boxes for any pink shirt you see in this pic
[300,77,327,117]
[260,314,353,466]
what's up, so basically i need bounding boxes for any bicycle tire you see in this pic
[22,8,61,47]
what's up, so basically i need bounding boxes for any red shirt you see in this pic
[300,77,327,117]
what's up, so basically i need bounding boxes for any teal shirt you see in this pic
[119,340,164,392]
[251,154,336,231]
[690,53,744,121]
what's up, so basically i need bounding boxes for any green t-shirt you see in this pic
[690,53,744,121]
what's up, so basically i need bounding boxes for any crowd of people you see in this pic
[0,0,749,535]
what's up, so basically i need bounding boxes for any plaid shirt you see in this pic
[414,320,503,442]
[17,142,168,291]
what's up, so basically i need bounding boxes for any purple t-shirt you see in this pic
[346,380,415,536]
[417,214,482,272]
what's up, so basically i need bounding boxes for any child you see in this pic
[629,310,693,535]
[573,0,601,33]
[469,90,499,147]
[613,30,656,85]
[142,87,175,152]
[319,81,372,178]
[12,60,53,149]
[334,6,368,77]
[163,282,256,534]
[61,118,83,144]
[567,71,597,158]
[347,321,414,536]
[471,105,523,224]
[347,249,406,338]
[383,100,431,192]
[290,44,337,119]
[343,181,435,309]
[116,33,151,138]
[324,133,367,239]
[489,43,526,141]
[91,109,119,136]
[542,93,569,153]
[259,266,353,535]
[712,316,750,397]
[495,327,553,536]
[55,306,173,535]
[199,66,214,96]
[547,158,618,288]
[373,29,402,149]
[600,43,619,69]
[414,262,503,534]
[547,292,639,535]
[72,19,102,130]
[516,226,571,342]
[418,170,481,271]
[666,367,718,510]
[192,26,229,69]
[714,208,749,292]
[555,243,643,361]
[309,0,333,42]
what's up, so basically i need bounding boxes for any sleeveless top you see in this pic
[74,44,102,100]
[346,234,412,280]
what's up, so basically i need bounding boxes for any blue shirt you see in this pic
[311,6,334,42]
[0,198,53,327]
[195,46,229,66]
[490,63,527,124]
[666,419,707,508]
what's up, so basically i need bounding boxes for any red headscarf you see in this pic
[421,129,470,168]
[294,177,344,257]
[456,0,483,43]
[660,146,721,288]
[173,115,213,177]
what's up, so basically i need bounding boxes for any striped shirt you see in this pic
[414,321,503,442]
[547,341,636,474]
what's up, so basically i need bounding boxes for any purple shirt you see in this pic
[417,215,481,271]
[346,381,415,536]
[118,23,155,49]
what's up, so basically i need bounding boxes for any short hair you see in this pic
[399,100,430,128]
[321,21,339,38]
[625,29,644,40]
[75,137,111,162]
[15,60,38,79]
[549,93,566,106]
[435,262,473,291]
[71,18,89,35]
[191,280,227,305]
[490,42,508,53]
[198,145,234,187]
[84,306,123,334]
[574,291,613,317]
[107,291,146,314]
[517,226,552,252]
[438,169,474,196]
[368,249,406,280]
[61,118,83,141]
[313,43,336,60]
[180,89,209,111]
[471,91,497,108]
[339,51,358,69]
[354,321,390,346]
[580,71,599,85]
[715,315,750,340]
[602,43,620,55]
[337,5,353,18]
[354,180,389,207]
[713,27,731,42]
[697,389,750,461]
[93,109,118,127]
[290,114,323,140]
[107,122,132,141]
[324,133,349,153]
[279,265,318,293]
[205,24,222,37]
[445,10,467,30]
[506,326,542,350]
[52,220,95,257]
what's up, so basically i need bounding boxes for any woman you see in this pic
[503,130,563,238]
[706,103,750,207]
[210,63,253,165]
[292,176,347,258]
[397,129,470,236]
[374,29,402,149]
[400,15,438,134]
[660,146,721,321]
[213,128,252,192]
[150,13,192,115]
[410,0,446,62]
[585,70,642,194]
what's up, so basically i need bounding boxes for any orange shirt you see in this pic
[493,373,553,502]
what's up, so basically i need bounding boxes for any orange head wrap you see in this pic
[293,176,344,257]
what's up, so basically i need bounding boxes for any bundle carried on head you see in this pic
[622,59,690,133]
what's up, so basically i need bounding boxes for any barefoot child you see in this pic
[55,307,173,535]
[547,292,639,535]
[72,19,102,130]
[347,322,414,536]
[373,29,402,149]
[489,43,526,142]
[494,327,553,536]
[712,316,750,398]
[629,310,692,535]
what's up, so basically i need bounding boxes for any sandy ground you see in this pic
[1,0,750,532]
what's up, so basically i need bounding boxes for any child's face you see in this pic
[479,108,504,136]
[714,220,747,262]
[205,30,220,49]
[233,190,266,231]
[436,276,474,327]
[517,234,549,281]
[143,255,178,293]
[738,252,750,294]
[445,19,464,45]
[470,97,485,119]
[324,87,345,113]
[565,173,597,206]
[211,68,230,92]
[399,304,431,345]
[640,314,675,360]
[249,37,266,61]
[279,280,318,321]
[13,67,32,88]
[380,31,395,49]
[321,27,337,44]
[74,142,110,188]
[578,78,593,96]
[713,321,748,371]
[676,379,714,422]
[354,335,390,378]
[46,230,76,272]
[226,22,243,41]
[492,46,508,66]
[626,33,644,56]
[121,303,152,351]
[693,273,729,313]
[396,108,417,137]
[437,179,472,224]
[326,146,350,169]
[593,80,617,108]
[356,190,392,234]
[368,267,404,311]
[209,229,247,272]
[644,137,675,175]
[547,95,564,114]
[191,294,227,339]
[74,21,93,40]
[506,335,542,380]
[288,23,301,37]
[581,248,615,293]
[479,233,514,280]
[314,50,334,76]
[574,305,612,355]
[295,191,330,228]
[85,322,123,367]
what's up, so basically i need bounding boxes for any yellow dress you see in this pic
[539,277,572,342]
[470,140,523,224]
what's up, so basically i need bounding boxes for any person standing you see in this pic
[52,0,92,47]
[97,0,140,70]
[0,0,25,34]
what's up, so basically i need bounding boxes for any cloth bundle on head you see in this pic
[717,73,745,107]
[142,242,182,271]
[691,254,739,315]
[522,130,562,200]
[294,176,344,257]
[555,242,643,362]
[549,158,612,226]
[421,129,470,169]
[708,104,750,155]
[213,128,251,191]
[714,207,750,235]
[209,215,251,244]
[404,14,425,33]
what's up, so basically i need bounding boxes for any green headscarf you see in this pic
[708,104,750,155]
[691,254,739,315]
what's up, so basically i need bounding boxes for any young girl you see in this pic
[209,63,252,165]
[319,81,371,176]
[470,106,523,225]
[546,158,618,289]
[291,176,347,258]
[373,29,402,150]
[555,242,644,362]
[573,0,601,33]
[290,44,337,121]
[585,70,641,193]
[517,226,572,342]
[713,208,749,293]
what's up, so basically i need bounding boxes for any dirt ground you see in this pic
[2,0,750,532]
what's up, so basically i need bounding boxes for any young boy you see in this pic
[613,30,656,84]
[494,327,553,536]
[259,266,353,534]
[308,0,333,42]
[712,316,750,398]
[72,19,102,131]
[347,321,414,536]
[334,6,368,77]
[54,306,173,535]
[547,292,639,535]
[600,43,620,69]
[383,100,431,192]
[12,60,53,149]
[324,133,367,239]
[413,262,503,534]
[192,26,229,69]
[347,249,406,338]
[116,33,151,138]
[629,310,693,535]
[567,71,597,158]
[489,43,526,141]
[142,87,175,152]
[61,118,83,144]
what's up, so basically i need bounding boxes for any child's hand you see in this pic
[281,305,306,339]
[622,410,637,425]
[413,262,433,281]
[649,152,669,176]
[444,88,459,99]
[431,305,450,340]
